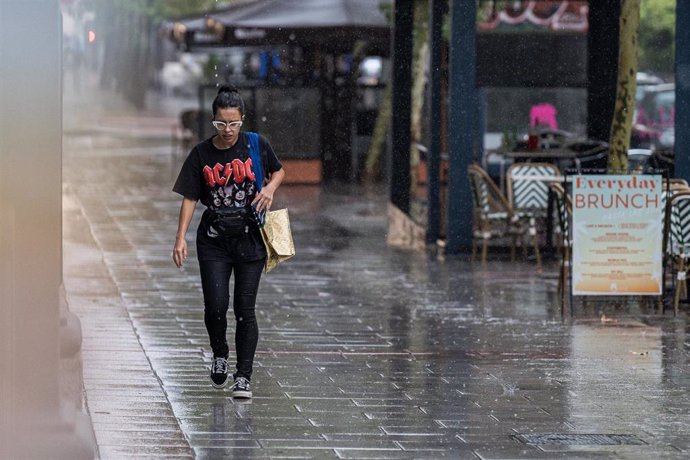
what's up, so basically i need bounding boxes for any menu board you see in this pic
[572,174,663,295]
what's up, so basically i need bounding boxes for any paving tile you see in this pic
[188,439,263,449]
[195,447,338,459]
[331,448,406,460]
[96,436,190,448]
[378,426,449,436]
[98,445,194,459]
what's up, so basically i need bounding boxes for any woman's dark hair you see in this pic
[212,85,245,118]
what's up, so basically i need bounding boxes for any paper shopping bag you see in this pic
[259,208,295,272]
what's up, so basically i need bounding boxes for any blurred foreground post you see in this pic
[0,1,95,458]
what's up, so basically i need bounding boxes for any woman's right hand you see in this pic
[173,237,188,268]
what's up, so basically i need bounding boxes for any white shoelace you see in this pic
[233,377,250,389]
[212,357,227,374]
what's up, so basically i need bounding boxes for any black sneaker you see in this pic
[231,376,252,399]
[210,357,229,389]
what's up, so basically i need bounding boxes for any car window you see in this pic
[655,92,674,110]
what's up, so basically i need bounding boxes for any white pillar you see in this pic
[0,1,95,457]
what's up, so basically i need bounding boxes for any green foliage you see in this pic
[639,0,676,73]
[378,2,393,23]
[476,0,510,23]
[77,0,232,23]
[157,0,233,21]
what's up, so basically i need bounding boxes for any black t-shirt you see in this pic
[173,133,282,262]
[173,133,282,209]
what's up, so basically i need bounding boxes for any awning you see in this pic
[165,0,391,55]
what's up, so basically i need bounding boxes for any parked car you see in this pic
[631,83,675,151]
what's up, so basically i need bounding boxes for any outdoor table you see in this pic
[504,148,581,162]
[491,149,579,193]
[504,144,609,173]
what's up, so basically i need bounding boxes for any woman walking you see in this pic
[172,85,284,398]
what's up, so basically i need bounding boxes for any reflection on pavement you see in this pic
[569,322,662,435]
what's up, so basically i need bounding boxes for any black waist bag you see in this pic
[208,208,253,237]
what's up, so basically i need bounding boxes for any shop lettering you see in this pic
[575,175,656,192]
[574,193,659,209]
[203,159,256,187]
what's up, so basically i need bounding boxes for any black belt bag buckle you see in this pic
[210,208,251,237]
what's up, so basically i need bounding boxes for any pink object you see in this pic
[530,103,558,130]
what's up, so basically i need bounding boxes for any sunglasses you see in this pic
[212,120,243,130]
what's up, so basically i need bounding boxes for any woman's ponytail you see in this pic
[212,84,245,117]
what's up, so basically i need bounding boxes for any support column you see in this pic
[0,1,95,458]
[390,0,413,214]
[587,0,621,142]
[675,0,690,181]
[446,0,476,254]
[425,0,446,245]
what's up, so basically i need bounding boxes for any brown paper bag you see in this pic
[259,208,295,272]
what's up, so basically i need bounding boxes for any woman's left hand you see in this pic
[251,184,275,212]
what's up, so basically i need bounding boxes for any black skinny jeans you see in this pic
[199,258,264,380]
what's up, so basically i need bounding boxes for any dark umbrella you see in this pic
[166,0,391,55]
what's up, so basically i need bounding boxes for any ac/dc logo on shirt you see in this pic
[204,158,257,209]
[203,158,256,187]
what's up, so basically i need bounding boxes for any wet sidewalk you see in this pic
[62,89,690,459]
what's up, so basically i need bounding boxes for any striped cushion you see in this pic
[509,165,556,210]
[669,195,690,255]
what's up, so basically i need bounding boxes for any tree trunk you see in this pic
[363,0,428,185]
[608,0,641,173]
[409,0,430,195]
[363,83,392,181]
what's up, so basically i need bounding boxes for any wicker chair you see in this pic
[467,163,538,265]
[664,191,690,314]
[548,181,572,312]
[171,109,199,156]
[506,162,561,270]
